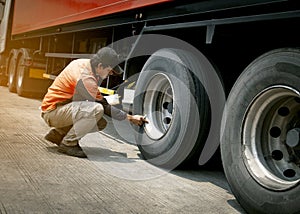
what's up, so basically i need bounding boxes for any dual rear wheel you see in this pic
[8,49,31,96]
[134,48,300,213]
[7,49,50,97]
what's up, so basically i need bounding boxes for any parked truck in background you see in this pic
[1,0,300,213]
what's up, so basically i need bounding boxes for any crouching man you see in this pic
[41,47,147,158]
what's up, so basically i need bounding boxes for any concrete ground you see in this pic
[0,86,245,214]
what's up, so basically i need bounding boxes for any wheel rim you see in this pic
[243,85,300,191]
[143,73,174,140]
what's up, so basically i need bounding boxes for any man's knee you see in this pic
[78,102,104,119]
[94,103,104,120]
[97,118,107,131]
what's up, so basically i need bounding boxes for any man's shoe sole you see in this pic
[58,144,87,158]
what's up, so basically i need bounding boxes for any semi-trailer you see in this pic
[1,1,299,213]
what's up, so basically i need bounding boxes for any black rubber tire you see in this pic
[221,48,300,214]
[16,53,30,96]
[7,51,18,93]
[133,48,211,169]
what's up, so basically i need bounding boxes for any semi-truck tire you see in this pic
[16,51,31,96]
[221,48,300,214]
[133,48,210,169]
[7,50,18,92]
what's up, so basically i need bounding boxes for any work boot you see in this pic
[45,129,64,145]
[58,143,87,158]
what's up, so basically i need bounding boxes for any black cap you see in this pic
[93,47,123,75]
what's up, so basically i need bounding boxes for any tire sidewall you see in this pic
[8,55,17,92]
[16,55,27,96]
[221,49,300,213]
[134,50,201,168]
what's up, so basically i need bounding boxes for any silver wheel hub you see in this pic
[243,85,300,191]
[143,73,174,140]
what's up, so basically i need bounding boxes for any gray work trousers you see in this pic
[42,101,107,146]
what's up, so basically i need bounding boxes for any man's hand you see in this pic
[127,114,149,126]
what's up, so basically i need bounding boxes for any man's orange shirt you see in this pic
[41,59,102,112]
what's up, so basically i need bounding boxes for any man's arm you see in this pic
[97,98,148,125]
[74,75,147,125]
[97,98,127,121]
